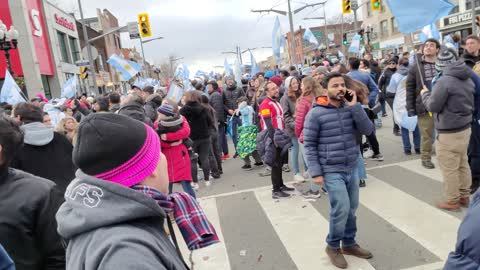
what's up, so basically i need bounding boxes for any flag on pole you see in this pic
[348,34,361,54]
[61,76,77,99]
[272,16,283,63]
[107,54,142,81]
[233,58,243,88]
[386,0,455,34]
[419,24,441,43]
[0,70,26,105]
[224,58,232,76]
[166,83,184,103]
[303,27,319,47]
[250,50,260,77]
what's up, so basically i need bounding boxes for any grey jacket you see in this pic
[56,170,188,270]
[280,95,296,136]
[422,61,475,133]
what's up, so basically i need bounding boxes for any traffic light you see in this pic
[79,66,88,79]
[343,33,348,45]
[358,29,364,42]
[342,0,351,14]
[371,0,381,11]
[137,13,152,38]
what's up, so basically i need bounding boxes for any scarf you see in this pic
[157,114,184,135]
[131,185,219,250]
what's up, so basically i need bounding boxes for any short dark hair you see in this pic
[360,59,370,68]
[402,51,410,57]
[13,102,43,124]
[200,94,209,104]
[109,92,121,104]
[256,72,265,78]
[322,72,344,89]
[424,38,440,49]
[280,70,290,77]
[206,80,219,91]
[398,57,409,67]
[142,86,154,95]
[466,35,480,42]
[0,115,24,165]
[349,57,361,70]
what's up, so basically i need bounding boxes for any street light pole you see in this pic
[78,0,98,95]
[472,0,477,35]
[287,0,298,65]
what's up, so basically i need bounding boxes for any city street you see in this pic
[172,114,465,270]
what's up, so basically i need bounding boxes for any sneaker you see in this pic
[272,190,291,199]
[436,201,460,211]
[259,168,272,177]
[302,190,321,199]
[325,246,348,269]
[422,160,435,169]
[370,154,384,161]
[212,173,221,179]
[359,179,366,187]
[280,185,295,192]
[222,154,231,160]
[233,152,239,159]
[254,161,264,166]
[191,182,199,190]
[363,149,374,159]
[342,244,373,259]
[294,174,306,183]
[205,180,211,187]
[241,164,252,170]
[282,164,291,172]
[404,150,412,155]
[415,149,421,155]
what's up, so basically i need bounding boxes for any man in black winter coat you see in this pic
[118,93,153,126]
[11,102,76,193]
[141,86,162,123]
[378,59,400,135]
[222,75,246,154]
[207,80,229,157]
[0,115,65,270]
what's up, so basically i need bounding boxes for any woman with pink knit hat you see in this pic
[56,113,219,270]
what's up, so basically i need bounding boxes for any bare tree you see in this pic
[156,54,181,81]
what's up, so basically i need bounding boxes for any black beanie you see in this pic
[73,113,160,186]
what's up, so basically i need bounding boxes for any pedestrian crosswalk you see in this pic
[174,159,465,270]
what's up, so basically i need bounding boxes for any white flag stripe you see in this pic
[254,189,376,270]
[173,198,231,270]
[360,175,460,259]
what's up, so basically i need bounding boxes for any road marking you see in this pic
[254,189,376,270]
[399,261,445,270]
[396,158,443,183]
[360,175,460,259]
[173,198,231,270]
[198,180,299,201]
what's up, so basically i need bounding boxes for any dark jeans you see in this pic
[190,150,198,183]
[218,123,229,155]
[231,115,242,149]
[244,150,262,166]
[193,138,211,181]
[469,120,480,193]
[271,148,286,192]
[401,126,420,153]
[209,132,222,175]
[366,132,380,155]
[385,94,400,133]
[379,91,387,115]
[169,181,196,198]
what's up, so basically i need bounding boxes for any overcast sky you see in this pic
[58,0,360,73]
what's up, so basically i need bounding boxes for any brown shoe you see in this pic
[436,201,461,211]
[459,197,470,208]
[342,244,373,259]
[325,246,348,269]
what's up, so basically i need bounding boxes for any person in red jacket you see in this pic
[295,77,326,198]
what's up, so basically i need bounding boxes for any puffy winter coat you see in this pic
[118,101,153,127]
[209,91,226,123]
[303,97,374,178]
[161,117,192,183]
[256,129,292,167]
[223,85,246,112]
[295,95,314,143]
[180,101,213,140]
[280,95,296,137]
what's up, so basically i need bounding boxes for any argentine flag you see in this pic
[419,24,440,43]
[0,70,26,105]
[166,83,184,103]
[348,34,361,54]
[61,76,77,99]
[107,54,142,81]
[250,50,260,77]
[224,58,232,77]
[303,27,319,47]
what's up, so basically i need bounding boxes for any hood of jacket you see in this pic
[21,122,54,146]
[443,60,471,80]
[396,65,409,76]
[312,95,340,109]
[56,170,166,239]
[462,51,480,64]
[183,101,206,114]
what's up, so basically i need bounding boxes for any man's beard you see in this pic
[328,91,344,102]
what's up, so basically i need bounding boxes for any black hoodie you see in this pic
[180,101,213,140]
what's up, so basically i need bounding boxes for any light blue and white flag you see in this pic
[224,58,232,76]
[419,23,441,43]
[133,77,147,89]
[303,27,319,47]
[386,0,455,33]
[272,16,283,63]
[250,50,260,77]
[107,54,142,81]
[233,58,243,87]
[174,64,191,91]
[61,76,77,99]
[443,34,458,49]
[0,70,26,105]
[348,34,361,54]
[166,83,184,103]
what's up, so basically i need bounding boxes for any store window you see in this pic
[57,31,70,63]
[466,0,480,10]
[391,17,399,33]
[380,20,389,38]
[69,36,80,62]
[41,75,51,99]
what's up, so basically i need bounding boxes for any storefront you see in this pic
[439,10,478,41]
[379,36,406,57]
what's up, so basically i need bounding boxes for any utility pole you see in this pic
[78,0,98,95]
[352,0,359,32]
[472,0,477,35]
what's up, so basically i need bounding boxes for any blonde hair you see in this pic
[300,77,324,98]
[55,116,78,144]
[287,77,301,101]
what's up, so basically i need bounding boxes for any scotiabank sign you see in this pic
[54,14,75,31]
[0,0,54,78]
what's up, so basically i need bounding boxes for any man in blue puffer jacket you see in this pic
[304,72,374,269]
[444,189,480,270]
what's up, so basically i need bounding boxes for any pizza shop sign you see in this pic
[54,14,75,31]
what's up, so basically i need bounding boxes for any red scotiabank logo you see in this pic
[54,14,75,31]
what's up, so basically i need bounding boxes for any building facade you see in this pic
[439,0,478,40]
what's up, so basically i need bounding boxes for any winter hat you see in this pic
[157,104,175,117]
[269,75,283,87]
[264,70,275,79]
[284,76,295,89]
[435,47,458,71]
[224,75,234,83]
[73,113,161,187]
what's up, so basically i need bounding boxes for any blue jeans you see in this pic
[300,142,318,192]
[169,181,196,199]
[231,115,242,149]
[324,171,359,249]
[218,123,229,155]
[401,126,420,152]
[291,136,307,175]
[355,149,367,180]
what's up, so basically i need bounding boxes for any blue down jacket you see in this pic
[257,129,292,167]
[303,98,374,178]
[444,190,480,270]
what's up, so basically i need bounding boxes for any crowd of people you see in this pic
[0,35,480,269]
